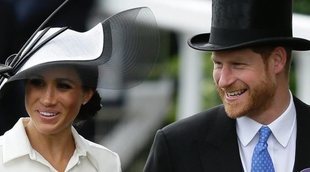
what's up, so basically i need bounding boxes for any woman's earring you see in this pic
[83,101,87,105]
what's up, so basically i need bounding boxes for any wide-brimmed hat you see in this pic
[0,4,159,90]
[188,0,310,51]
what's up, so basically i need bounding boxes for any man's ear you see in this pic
[271,46,287,74]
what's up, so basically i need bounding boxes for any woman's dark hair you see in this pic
[76,90,102,121]
[71,64,102,121]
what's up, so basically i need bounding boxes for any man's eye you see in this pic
[213,61,222,69]
[29,78,44,87]
[232,63,246,68]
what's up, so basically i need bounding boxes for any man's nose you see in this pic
[217,66,235,88]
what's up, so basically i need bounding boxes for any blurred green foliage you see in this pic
[162,52,221,124]
[201,52,221,109]
[162,54,179,124]
[293,0,310,14]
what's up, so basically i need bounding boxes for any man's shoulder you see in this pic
[160,104,231,137]
[166,105,225,126]
[293,96,310,110]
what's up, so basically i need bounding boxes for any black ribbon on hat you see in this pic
[0,0,70,84]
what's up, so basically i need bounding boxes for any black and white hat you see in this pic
[0,1,159,90]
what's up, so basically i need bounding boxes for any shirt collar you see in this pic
[71,126,88,157]
[237,91,296,147]
[2,118,33,163]
[2,118,91,164]
[71,126,99,170]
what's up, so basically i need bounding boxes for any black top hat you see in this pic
[188,0,310,51]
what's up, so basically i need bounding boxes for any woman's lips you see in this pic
[38,110,59,118]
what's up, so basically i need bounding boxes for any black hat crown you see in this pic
[188,0,310,51]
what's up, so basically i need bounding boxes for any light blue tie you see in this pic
[251,126,275,172]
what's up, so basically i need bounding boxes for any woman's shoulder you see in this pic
[0,135,3,151]
[84,138,119,158]
[72,128,119,159]
[73,130,121,171]
[81,137,122,171]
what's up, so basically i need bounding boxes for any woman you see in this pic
[0,65,119,172]
[0,5,159,172]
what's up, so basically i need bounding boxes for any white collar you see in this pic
[2,118,32,163]
[2,118,90,164]
[236,91,296,147]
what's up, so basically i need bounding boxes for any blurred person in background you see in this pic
[0,0,16,64]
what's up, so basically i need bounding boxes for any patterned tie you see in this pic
[251,126,275,172]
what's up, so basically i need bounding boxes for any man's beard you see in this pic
[216,74,276,119]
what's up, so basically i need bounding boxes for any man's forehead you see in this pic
[211,49,259,60]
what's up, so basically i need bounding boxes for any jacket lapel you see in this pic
[197,96,310,171]
[199,106,244,171]
[293,97,310,171]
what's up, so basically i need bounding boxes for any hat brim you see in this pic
[188,33,310,51]
[0,7,160,90]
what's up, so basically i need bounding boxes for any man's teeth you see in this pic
[227,89,245,97]
[40,112,57,117]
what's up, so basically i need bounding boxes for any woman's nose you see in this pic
[40,86,57,106]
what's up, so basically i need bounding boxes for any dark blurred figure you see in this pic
[0,1,16,64]
[10,0,96,56]
[0,0,96,140]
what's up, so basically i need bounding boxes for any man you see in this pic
[144,0,310,171]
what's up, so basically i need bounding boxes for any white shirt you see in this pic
[0,118,122,172]
[236,92,296,172]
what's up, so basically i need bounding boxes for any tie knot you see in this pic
[258,126,272,143]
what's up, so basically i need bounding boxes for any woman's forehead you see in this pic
[33,66,80,80]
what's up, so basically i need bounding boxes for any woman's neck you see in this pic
[24,118,76,171]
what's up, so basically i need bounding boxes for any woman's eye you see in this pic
[28,78,44,87]
[57,82,72,89]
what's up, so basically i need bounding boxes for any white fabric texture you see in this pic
[0,118,121,172]
[237,91,296,172]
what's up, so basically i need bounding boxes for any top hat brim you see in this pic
[188,33,310,51]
